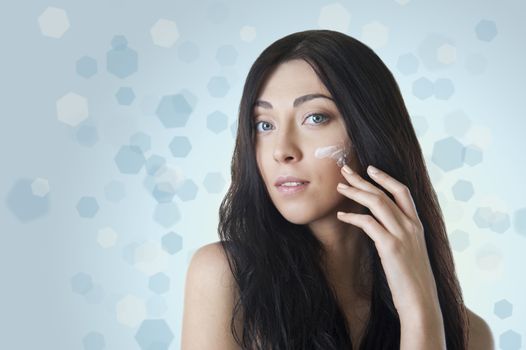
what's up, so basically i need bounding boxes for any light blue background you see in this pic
[0,0,524,349]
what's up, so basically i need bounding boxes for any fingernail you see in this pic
[342,165,353,174]
[337,183,349,189]
[368,165,379,175]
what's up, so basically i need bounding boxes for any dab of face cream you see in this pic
[314,144,347,167]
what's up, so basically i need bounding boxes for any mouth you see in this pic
[275,181,310,194]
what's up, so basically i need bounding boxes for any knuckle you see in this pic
[363,214,376,225]
[398,184,410,195]
[371,195,384,207]
[403,220,417,233]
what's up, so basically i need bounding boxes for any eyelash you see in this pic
[254,113,330,133]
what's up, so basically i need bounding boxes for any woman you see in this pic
[181,30,493,349]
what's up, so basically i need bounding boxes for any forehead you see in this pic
[255,59,332,104]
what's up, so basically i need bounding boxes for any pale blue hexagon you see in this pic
[175,179,198,201]
[76,55,98,78]
[463,144,483,166]
[114,145,146,174]
[396,53,419,75]
[152,182,176,203]
[146,155,166,175]
[107,35,138,78]
[207,76,230,97]
[203,172,226,193]
[149,272,170,294]
[449,229,470,252]
[130,132,151,153]
[161,231,182,255]
[207,110,228,134]
[472,207,509,233]
[215,44,238,66]
[153,202,181,228]
[104,180,126,202]
[76,124,99,147]
[155,94,192,128]
[76,196,99,218]
[115,87,136,105]
[169,136,191,157]
[434,78,455,100]
[431,136,464,171]
[135,319,174,350]
[82,331,105,350]
[452,179,474,201]
[6,178,50,222]
[444,110,471,138]
[494,299,513,319]
[412,77,434,99]
[473,206,494,229]
[71,272,93,295]
[499,329,521,350]
[491,211,510,233]
[475,19,498,42]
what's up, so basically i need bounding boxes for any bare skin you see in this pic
[253,59,491,349]
[182,58,494,349]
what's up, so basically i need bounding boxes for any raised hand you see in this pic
[336,164,446,349]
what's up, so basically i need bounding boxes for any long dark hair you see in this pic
[218,29,468,349]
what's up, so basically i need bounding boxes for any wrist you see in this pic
[400,300,443,323]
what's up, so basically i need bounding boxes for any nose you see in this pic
[273,128,302,164]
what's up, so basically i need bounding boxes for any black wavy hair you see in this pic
[217,29,468,349]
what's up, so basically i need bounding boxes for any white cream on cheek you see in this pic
[314,143,348,167]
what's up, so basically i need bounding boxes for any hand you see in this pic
[335,164,442,324]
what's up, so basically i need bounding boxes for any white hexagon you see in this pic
[439,193,464,222]
[56,92,89,127]
[134,240,170,276]
[116,294,146,327]
[38,7,70,39]
[97,227,118,248]
[476,243,502,271]
[318,3,351,33]
[31,177,50,197]
[437,43,457,64]
[465,125,492,150]
[150,19,179,48]
[361,20,389,49]
[240,25,256,42]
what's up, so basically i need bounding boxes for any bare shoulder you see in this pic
[187,241,235,288]
[181,241,241,350]
[467,307,495,350]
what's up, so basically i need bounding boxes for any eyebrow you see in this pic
[253,93,335,109]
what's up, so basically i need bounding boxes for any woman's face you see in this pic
[254,59,360,225]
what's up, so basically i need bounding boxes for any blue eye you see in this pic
[255,121,273,132]
[254,113,330,133]
[305,113,330,125]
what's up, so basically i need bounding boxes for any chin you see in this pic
[277,205,327,226]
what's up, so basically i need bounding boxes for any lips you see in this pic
[274,175,310,187]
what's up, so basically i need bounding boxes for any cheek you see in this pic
[313,143,349,167]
